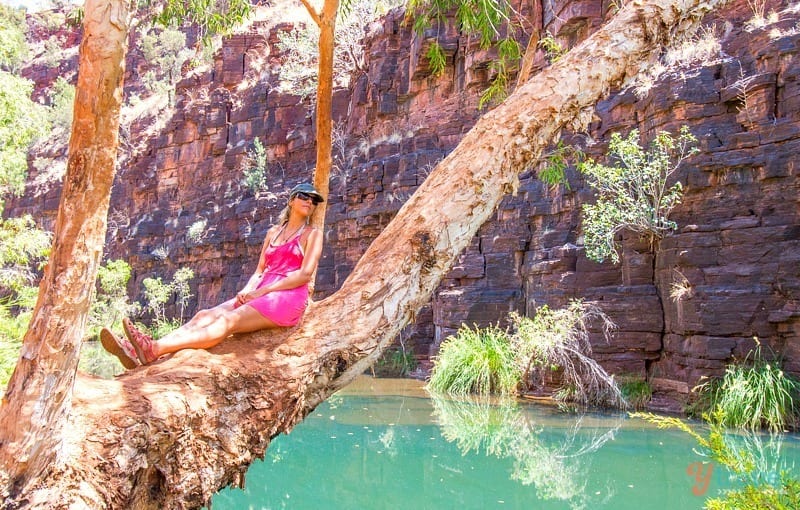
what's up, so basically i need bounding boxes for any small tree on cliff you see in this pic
[0,0,728,506]
[580,126,699,264]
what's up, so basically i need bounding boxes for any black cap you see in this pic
[290,183,324,203]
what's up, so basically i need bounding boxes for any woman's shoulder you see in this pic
[299,225,322,242]
[302,225,321,236]
[262,224,283,245]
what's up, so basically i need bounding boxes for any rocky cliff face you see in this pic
[9,0,799,410]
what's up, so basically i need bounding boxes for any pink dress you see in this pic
[245,227,309,326]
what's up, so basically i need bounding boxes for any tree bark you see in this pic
[301,0,339,293]
[311,0,339,229]
[0,0,728,507]
[0,0,129,496]
[515,0,543,87]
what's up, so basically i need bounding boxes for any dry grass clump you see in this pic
[511,302,626,409]
[633,24,723,98]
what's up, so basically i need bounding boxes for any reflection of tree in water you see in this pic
[430,394,621,509]
[720,431,797,487]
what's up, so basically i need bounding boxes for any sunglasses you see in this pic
[294,192,321,204]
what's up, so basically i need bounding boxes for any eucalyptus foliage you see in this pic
[149,0,253,44]
[0,305,29,389]
[171,266,194,321]
[0,72,49,198]
[0,4,28,72]
[140,26,193,101]
[478,36,521,108]
[537,140,583,190]
[0,215,49,389]
[406,0,522,107]
[141,267,195,333]
[538,31,565,62]
[142,276,173,323]
[580,126,698,263]
[0,215,51,293]
[88,259,138,337]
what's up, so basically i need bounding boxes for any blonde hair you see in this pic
[279,205,290,224]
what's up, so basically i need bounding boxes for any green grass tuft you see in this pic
[427,324,519,396]
[696,342,799,433]
[618,375,653,410]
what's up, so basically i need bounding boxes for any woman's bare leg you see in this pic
[177,299,236,332]
[153,304,277,357]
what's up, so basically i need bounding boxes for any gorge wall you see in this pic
[9,0,800,411]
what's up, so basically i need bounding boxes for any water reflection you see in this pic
[211,378,800,510]
[719,430,798,487]
[430,393,622,509]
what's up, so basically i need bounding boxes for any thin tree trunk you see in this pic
[299,0,338,294]
[0,0,727,507]
[515,0,543,87]
[311,0,339,228]
[0,0,129,495]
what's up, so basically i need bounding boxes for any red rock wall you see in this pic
[8,0,799,409]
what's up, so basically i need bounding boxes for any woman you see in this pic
[100,182,324,367]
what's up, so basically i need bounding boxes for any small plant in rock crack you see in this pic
[241,138,269,196]
[579,125,699,263]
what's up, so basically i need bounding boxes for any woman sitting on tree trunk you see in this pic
[100,183,325,368]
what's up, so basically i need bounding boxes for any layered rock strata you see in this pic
[8,0,799,410]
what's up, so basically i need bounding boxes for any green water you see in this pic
[212,378,800,510]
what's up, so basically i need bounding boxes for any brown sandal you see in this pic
[122,318,158,365]
[100,327,140,370]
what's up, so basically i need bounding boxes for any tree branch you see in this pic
[299,0,322,26]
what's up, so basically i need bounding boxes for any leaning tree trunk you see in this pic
[0,0,727,507]
[0,0,129,495]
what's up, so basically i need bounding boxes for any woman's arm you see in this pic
[242,228,323,298]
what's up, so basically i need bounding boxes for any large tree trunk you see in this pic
[0,0,727,507]
[0,0,128,496]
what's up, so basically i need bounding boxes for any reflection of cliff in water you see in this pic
[430,393,623,509]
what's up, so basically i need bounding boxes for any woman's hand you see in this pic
[235,290,252,306]
[236,288,268,306]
